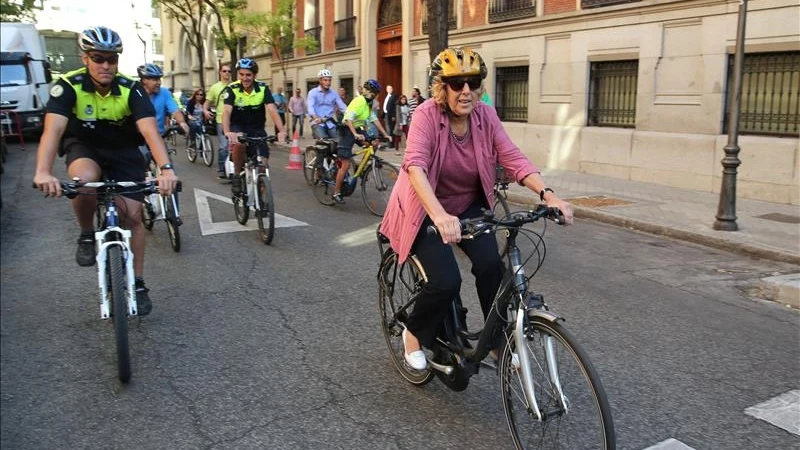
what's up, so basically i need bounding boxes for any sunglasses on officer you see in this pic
[87,53,119,65]
[443,76,481,91]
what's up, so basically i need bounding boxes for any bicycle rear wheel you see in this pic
[303,147,320,186]
[108,245,131,383]
[500,317,615,450]
[312,161,336,206]
[378,249,435,386]
[256,173,275,245]
[200,135,214,167]
[361,160,399,217]
[233,174,250,224]
[165,194,181,252]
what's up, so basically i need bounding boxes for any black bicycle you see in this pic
[377,205,615,449]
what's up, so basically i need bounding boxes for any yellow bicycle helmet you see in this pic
[429,47,487,82]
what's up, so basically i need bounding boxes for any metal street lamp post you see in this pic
[713,0,748,231]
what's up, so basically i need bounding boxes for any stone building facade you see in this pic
[161,0,800,204]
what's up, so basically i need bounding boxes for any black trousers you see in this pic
[406,202,504,348]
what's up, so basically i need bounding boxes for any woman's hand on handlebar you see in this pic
[432,212,462,244]
[544,196,574,225]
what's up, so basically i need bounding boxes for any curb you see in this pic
[503,191,800,266]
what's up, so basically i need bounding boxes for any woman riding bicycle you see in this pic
[185,88,206,148]
[379,47,574,370]
[333,79,392,204]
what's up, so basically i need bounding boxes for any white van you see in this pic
[1,22,53,136]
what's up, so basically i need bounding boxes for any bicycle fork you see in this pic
[507,246,568,421]
[95,227,137,318]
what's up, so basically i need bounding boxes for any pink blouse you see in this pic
[379,99,539,263]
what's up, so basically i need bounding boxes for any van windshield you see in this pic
[0,64,29,87]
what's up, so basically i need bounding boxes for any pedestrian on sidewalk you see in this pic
[273,87,287,140]
[288,88,306,138]
[393,94,409,154]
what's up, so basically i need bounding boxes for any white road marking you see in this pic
[194,188,308,236]
[745,389,800,436]
[643,438,696,450]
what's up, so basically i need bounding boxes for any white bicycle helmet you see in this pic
[78,26,123,53]
[318,69,333,79]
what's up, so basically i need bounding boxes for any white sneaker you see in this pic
[402,328,428,370]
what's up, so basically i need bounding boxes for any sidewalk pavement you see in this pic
[278,135,800,307]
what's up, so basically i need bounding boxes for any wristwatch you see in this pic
[160,163,175,172]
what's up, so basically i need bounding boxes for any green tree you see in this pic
[204,0,246,65]
[0,0,36,22]
[235,0,317,91]
[153,0,210,90]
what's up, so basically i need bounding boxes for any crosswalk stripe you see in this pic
[745,389,800,436]
[194,188,308,236]
[643,438,696,450]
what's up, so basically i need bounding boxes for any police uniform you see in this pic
[47,67,156,197]
[222,80,274,157]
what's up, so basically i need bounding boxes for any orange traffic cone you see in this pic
[285,130,303,170]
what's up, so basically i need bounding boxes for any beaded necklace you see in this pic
[450,122,470,144]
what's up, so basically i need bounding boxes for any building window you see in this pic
[152,37,162,55]
[582,0,641,9]
[378,0,401,28]
[340,77,354,102]
[588,60,638,128]
[724,51,799,137]
[489,0,536,24]
[334,16,356,49]
[495,66,529,122]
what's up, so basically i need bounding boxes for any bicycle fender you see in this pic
[527,309,563,324]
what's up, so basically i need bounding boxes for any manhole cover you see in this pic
[565,195,633,208]
[755,213,800,224]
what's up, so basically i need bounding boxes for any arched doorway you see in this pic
[376,0,402,102]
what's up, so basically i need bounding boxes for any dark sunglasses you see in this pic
[221,69,231,73]
[444,77,481,91]
[88,53,119,65]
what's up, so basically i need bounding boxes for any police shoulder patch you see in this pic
[50,84,64,97]
[222,91,230,100]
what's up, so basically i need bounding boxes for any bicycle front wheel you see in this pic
[256,174,275,245]
[108,246,131,383]
[361,160,399,217]
[500,317,615,450]
[312,161,336,206]
[303,147,319,186]
[200,135,214,167]
[233,174,249,224]
[165,194,181,252]
[186,139,197,163]
[141,197,156,231]
[378,249,435,386]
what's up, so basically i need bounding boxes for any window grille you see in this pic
[334,17,356,49]
[304,26,321,55]
[724,51,799,136]
[588,60,638,127]
[496,66,529,122]
[489,0,536,24]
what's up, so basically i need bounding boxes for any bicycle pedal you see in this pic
[175,217,183,226]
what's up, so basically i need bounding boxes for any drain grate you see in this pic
[565,195,633,208]
[755,213,800,224]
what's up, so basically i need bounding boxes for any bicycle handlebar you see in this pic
[426,205,565,238]
[32,179,182,199]
[235,134,278,145]
[161,125,183,138]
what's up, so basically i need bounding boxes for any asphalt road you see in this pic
[2,141,798,450]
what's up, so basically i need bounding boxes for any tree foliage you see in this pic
[0,0,36,22]
[153,0,211,90]
[204,0,246,64]
[235,0,317,89]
